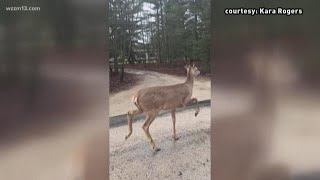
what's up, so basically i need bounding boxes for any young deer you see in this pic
[125,63,201,151]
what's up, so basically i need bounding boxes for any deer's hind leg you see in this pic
[142,112,160,151]
[171,109,179,140]
[125,109,142,140]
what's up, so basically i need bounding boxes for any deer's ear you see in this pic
[184,65,189,70]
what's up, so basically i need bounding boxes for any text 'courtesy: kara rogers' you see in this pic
[224,7,303,16]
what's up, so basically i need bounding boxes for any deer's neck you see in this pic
[185,72,194,85]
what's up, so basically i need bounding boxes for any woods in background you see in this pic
[108,0,211,80]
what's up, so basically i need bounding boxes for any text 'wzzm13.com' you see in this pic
[224,7,303,16]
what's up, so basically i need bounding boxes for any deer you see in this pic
[125,62,201,151]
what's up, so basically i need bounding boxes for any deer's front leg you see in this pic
[190,98,200,116]
[171,109,179,140]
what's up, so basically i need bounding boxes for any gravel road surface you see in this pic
[110,107,211,180]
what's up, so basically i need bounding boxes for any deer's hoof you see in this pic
[195,112,199,117]
[153,147,161,152]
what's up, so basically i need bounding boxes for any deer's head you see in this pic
[185,62,200,77]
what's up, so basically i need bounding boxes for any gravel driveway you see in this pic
[110,107,211,180]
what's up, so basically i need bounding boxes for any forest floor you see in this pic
[110,72,142,94]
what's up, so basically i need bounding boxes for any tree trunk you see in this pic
[160,0,165,63]
[114,56,119,74]
[156,5,162,63]
[109,66,113,76]
[120,64,124,82]
[128,41,134,64]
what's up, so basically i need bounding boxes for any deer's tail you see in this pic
[132,95,143,111]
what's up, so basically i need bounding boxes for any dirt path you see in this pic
[109,69,210,117]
